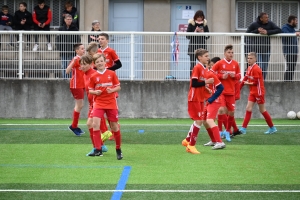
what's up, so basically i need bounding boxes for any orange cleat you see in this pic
[186,145,200,154]
[181,139,189,147]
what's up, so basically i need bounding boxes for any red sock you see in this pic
[100,116,108,133]
[113,130,121,149]
[217,114,224,131]
[189,122,200,146]
[206,128,215,142]
[211,126,222,143]
[262,111,274,127]
[226,115,234,132]
[89,128,95,147]
[71,110,80,128]
[223,115,228,130]
[93,130,103,149]
[232,118,238,132]
[185,123,193,142]
[242,111,252,128]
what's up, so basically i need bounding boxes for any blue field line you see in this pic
[111,166,131,200]
[0,164,123,169]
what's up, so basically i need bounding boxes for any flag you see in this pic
[171,32,179,64]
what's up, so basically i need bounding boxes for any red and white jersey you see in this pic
[205,69,223,103]
[97,46,119,68]
[212,58,241,95]
[88,69,120,109]
[188,62,207,102]
[70,55,85,89]
[245,63,265,96]
[84,68,96,106]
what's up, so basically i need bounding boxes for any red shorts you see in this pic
[188,101,204,120]
[92,108,119,122]
[235,81,241,100]
[70,88,84,99]
[220,94,236,112]
[204,101,221,120]
[248,93,265,104]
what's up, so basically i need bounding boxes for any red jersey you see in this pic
[97,46,119,68]
[70,55,85,89]
[212,58,241,95]
[244,63,265,96]
[88,69,120,109]
[188,62,207,102]
[205,69,223,103]
[84,68,96,105]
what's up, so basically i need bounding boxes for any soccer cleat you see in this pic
[186,145,200,154]
[86,148,95,156]
[239,127,247,134]
[116,149,123,160]
[101,131,113,142]
[75,127,85,135]
[68,125,81,136]
[204,141,215,146]
[224,131,231,142]
[220,131,225,139]
[212,142,226,150]
[264,126,277,134]
[102,145,108,152]
[47,43,52,51]
[32,44,39,51]
[87,148,103,156]
[182,139,189,147]
[233,130,242,136]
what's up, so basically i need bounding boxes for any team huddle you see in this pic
[182,45,277,154]
[67,33,123,160]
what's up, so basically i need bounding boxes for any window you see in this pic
[236,0,299,30]
[0,0,78,29]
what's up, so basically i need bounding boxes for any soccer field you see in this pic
[0,118,300,200]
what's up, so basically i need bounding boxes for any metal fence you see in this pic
[0,31,299,81]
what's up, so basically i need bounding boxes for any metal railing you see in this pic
[0,31,299,81]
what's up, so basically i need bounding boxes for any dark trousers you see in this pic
[34,25,50,44]
[189,54,196,76]
[284,54,298,81]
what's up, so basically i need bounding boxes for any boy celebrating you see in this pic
[239,52,277,134]
[66,43,85,136]
[88,53,123,160]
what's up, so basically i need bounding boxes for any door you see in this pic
[109,0,143,80]
[170,0,207,80]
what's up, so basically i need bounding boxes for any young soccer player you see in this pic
[182,48,214,154]
[239,52,277,134]
[212,45,241,142]
[88,53,123,160]
[66,43,85,136]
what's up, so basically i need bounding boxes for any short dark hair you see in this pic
[2,5,9,11]
[65,0,73,7]
[259,12,268,19]
[74,43,83,51]
[224,44,233,52]
[99,33,109,40]
[288,15,297,23]
[210,57,221,64]
[195,48,208,60]
[193,10,205,21]
[19,2,27,7]
[38,0,45,4]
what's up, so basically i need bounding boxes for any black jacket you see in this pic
[61,7,79,29]
[13,10,33,30]
[245,16,281,53]
[186,19,209,55]
[56,24,80,54]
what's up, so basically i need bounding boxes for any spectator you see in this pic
[281,15,300,82]
[56,14,80,78]
[13,2,33,48]
[186,10,209,75]
[246,12,281,80]
[0,5,14,46]
[88,20,101,44]
[61,0,79,29]
[32,0,52,51]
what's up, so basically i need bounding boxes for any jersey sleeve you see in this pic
[88,76,95,90]
[112,72,120,86]
[191,66,201,79]
[111,49,119,62]
[213,73,221,86]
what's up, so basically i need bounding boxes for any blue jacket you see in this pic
[282,23,298,55]
[0,12,13,26]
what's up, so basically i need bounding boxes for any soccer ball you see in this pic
[297,111,300,119]
[287,111,296,119]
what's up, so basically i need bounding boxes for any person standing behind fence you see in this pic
[186,10,209,76]
[61,0,79,29]
[32,0,52,51]
[88,20,101,44]
[56,14,80,78]
[246,12,281,80]
[281,15,300,82]
[0,5,13,46]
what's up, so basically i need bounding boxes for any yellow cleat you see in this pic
[186,145,200,154]
[101,131,113,142]
[182,139,189,147]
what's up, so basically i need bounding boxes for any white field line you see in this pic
[0,124,300,127]
[0,189,300,193]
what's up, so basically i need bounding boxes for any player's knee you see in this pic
[110,122,119,132]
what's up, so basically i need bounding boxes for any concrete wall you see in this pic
[0,80,299,119]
